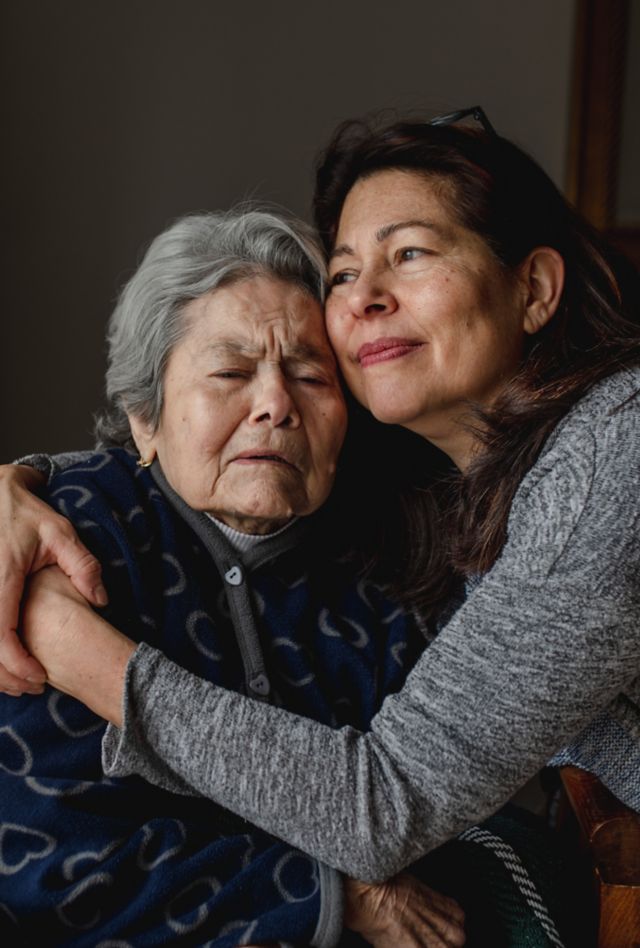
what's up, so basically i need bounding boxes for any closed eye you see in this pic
[211,370,250,380]
[287,364,329,385]
[296,375,326,386]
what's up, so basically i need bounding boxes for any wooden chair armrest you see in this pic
[560,766,640,948]
[560,767,640,885]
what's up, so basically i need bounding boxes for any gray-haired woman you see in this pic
[0,208,467,946]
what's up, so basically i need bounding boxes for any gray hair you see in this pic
[94,208,327,448]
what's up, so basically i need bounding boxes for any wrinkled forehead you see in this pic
[181,274,336,365]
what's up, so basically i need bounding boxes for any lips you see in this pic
[232,450,299,471]
[356,337,424,368]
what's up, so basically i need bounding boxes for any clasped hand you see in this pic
[345,874,466,947]
[0,463,107,694]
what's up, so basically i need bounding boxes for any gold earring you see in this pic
[136,456,153,468]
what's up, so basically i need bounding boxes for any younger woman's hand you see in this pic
[344,873,466,947]
[0,462,106,693]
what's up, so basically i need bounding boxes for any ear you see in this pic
[518,247,565,335]
[127,413,157,464]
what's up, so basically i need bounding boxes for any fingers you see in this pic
[0,572,47,682]
[427,914,466,947]
[393,875,466,948]
[395,914,466,948]
[418,896,466,947]
[423,889,466,926]
[0,463,103,686]
[0,660,45,696]
[40,518,107,607]
[348,873,466,948]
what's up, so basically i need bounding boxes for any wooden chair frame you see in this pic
[567,0,640,267]
[560,767,640,948]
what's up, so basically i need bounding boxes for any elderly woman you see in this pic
[3,109,640,940]
[0,209,471,946]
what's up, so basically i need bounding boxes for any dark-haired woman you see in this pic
[2,113,640,943]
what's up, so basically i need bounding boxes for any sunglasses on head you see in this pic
[428,106,497,137]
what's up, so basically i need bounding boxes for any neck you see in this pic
[206,513,298,553]
[210,512,295,536]
[407,411,481,472]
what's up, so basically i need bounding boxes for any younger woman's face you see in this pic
[324,169,529,464]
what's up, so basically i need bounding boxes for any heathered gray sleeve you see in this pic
[102,383,640,883]
[15,451,93,481]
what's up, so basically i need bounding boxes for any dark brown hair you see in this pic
[317,117,640,622]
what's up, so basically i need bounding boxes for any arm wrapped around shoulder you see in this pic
[104,379,640,879]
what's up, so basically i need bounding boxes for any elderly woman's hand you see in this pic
[21,566,133,724]
[0,463,107,695]
[344,874,466,947]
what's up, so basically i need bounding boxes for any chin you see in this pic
[368,401,418,427]
[358,381,422,423]
[238,488,303,524]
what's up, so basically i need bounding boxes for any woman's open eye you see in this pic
[396,247,430,263]
[328,270,356,288]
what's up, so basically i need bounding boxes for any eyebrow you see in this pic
[329,218,452,261]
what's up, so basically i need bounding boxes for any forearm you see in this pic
[103,573,640,882]
[32,613,134,725]
[21,567,134,723]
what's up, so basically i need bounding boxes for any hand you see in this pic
[22,566,134,725]
[344,873,466,948]
[0,463,107,693]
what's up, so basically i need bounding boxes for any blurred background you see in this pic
[2,0,638,457]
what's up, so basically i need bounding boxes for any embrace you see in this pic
[1,109,639,947]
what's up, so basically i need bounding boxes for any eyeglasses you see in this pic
[428,106,497,137]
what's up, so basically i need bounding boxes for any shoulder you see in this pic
[515,367,640,502]
[502,368,640,582]
[546,365,640,453]
[49,446,142,491]
[47,448,160,528]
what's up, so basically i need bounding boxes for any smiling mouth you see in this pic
[357,338,424,368]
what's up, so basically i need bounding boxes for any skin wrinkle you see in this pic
[203,339,335,371]
[130,274,347,535]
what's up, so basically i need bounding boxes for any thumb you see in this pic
[45,532,108,608]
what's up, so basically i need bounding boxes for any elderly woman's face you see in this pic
[132,275,347,534]
[324,169,531,461]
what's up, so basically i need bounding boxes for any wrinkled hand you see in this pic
[22,567,134,724]
[0,463,107,693]
[344,873,466,947]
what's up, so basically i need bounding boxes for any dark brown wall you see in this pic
[1,0,577,457]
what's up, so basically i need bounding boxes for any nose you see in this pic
[248,372,301,429]
[344,269,398,320]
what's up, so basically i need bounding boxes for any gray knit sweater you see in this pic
[34,368,640,884]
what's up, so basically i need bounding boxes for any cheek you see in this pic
[311,405,348,471]
[160,396,232,472]
[324,304,348,353]
[329,410,348,458]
